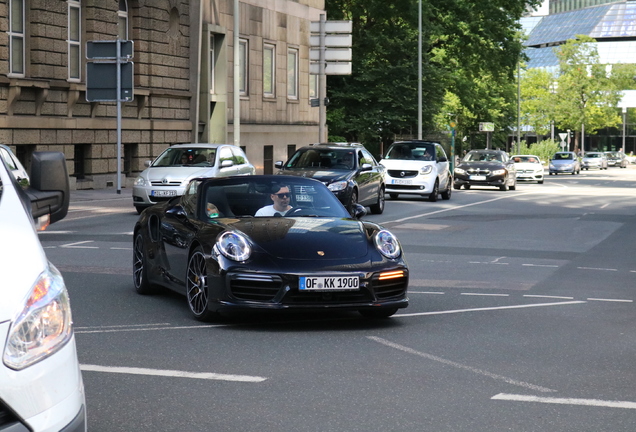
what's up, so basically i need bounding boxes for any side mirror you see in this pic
[438,156,448,162]
[353,204,367,219]
[220,159,234,168]
[275,161,284,169]
[144,160,152,167]
[166,204,188,220]
[23,151,70,226]
[360,163,373,172]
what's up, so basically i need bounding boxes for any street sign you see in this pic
[479,122,494,132]
[310,34,352,48]
[310,48,351,61]
[310,20,352,34]
[310,62,352,75]
[559,132,568,142]
[87,40,133,60]
[86,62,134,101]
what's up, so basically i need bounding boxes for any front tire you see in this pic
[186,247,219,322]
[440,177,452,200]
[133,233,158,295]
[428,181,439,202]
[347,189,359,216]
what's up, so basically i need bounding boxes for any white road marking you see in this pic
[38,230,76,234]
[587,298,633,303]
[368,337,556,393]
[75,323,227,334]
[522,264,559,268]
[600,203,610,209]
[80,364,267,383]
[395,301,586,318]
[524,295,574,300]
[461,293,509,297]
[492,393,636,409]
[409,291,445,295]
[110,247,133,250]
[577,267,617,271]
[75,323,172,331]
[60,240,99,249]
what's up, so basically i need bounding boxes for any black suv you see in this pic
[275,143,386,214]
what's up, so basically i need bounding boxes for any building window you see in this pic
[118,0,128,40]
[239,38,248,96]
[210,35,215,94]
[68,1,81,81]
[8,0,25,76]
[287,48,298,99]
[263,43,275,98]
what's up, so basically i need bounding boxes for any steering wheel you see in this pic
[285,206,311,216]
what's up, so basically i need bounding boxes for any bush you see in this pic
[512,139,561,165]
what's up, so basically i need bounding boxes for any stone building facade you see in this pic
[0,0,323,189]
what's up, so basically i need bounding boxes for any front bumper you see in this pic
[549,165,576,173]
[454,173,506,187]
[384,175,435,195]
[133,185,186,207]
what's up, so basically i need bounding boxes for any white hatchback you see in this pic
[380,141,452,202]
[0,152,86,431]
[133,143,256,214]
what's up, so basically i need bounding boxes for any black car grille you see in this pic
[230,274,282,301]
[466,168,492,175]
[387,170,419,178]
[0,400,22,429]
[373,274,408,299]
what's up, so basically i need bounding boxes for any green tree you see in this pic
[520,67,556,138]
[553,35,622,150]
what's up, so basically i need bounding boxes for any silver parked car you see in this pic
[581,152,608,170]
[133,143,255,214]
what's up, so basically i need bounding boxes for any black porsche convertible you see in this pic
[132,175,409,321]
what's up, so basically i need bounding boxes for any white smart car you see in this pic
[133,143,255,214]
[0,151,87,431]
[380,140,452,202]
[510,154,544,184]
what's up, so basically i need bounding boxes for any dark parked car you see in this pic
[133,175,409,321]
[275,143,385,215]
[604,151,628,168]
[453,150,517,191]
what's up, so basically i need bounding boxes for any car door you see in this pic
[356,149,382,205]
[161,180,201,285]
[435,144,450,189]
[232,146,254,175]
[218,146,241,176]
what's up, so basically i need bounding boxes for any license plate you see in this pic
[299,275,359,291]
[391,179,412,185]
[469,175,486,181]
[295,194,313,202]
[151,190,177,197]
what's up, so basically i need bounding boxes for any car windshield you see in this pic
[512,156,538,163]
[200,177,351,219]
[552,153,573,160]
[285,148,357,170]
[152,147,217,167]
[585,153,602,158]
[464,152,503,162]
[385,143,435,161]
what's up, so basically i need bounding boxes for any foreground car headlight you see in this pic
[217,231,251,261]
[419,166,433,175]
[134,176,147,187]
[491,169,506,176]
[327,181,348,192]
[3,265,73,370]
[454,167,465,174]
[374,230,401,259]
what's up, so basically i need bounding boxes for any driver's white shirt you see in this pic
[255,205,293,217]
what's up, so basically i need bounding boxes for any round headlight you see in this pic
[374,230,401,259]
[217,232,251,261]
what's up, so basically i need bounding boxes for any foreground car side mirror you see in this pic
[353,204,367,219]
[275,161,284,169]
[22,151,70,226]
[166,204,188,220]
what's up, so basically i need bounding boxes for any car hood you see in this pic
[551,159,576,165]
[142,166,217,182]
[514,162,542,170]
[229,217,369,260]
[0,166,48,322]
[277,168,350,183]
[380,160,435,170]
[458,161,505,169]
[582,157,601,162]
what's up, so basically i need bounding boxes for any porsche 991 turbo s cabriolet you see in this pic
[133,175,409,321]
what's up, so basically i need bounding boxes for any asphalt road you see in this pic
[41,167,636,431]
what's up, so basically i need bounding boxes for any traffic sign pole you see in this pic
[116,39,122,194]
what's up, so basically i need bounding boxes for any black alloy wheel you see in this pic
[370,187,385,214]
[428,180,439,202]
[441,177,452,200]
[347,189,359,216]
[133,233,157,295]
[186,247,218,322]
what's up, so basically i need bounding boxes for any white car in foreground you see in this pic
[0,152,86,431]
[510,154,544,184]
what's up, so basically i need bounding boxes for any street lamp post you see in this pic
[418,0,422,140]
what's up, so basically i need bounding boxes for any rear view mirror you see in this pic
[23,151,70,226]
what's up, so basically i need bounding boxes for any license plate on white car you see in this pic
[299,275,359,291]
[391,179,412,185]
[151,190,177,197]
[469,175,486,181]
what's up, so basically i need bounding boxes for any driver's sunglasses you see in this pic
[274,192,290,198]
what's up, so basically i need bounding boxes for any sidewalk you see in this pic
[70,187,132,203]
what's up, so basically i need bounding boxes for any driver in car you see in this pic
[255,184,293,216]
